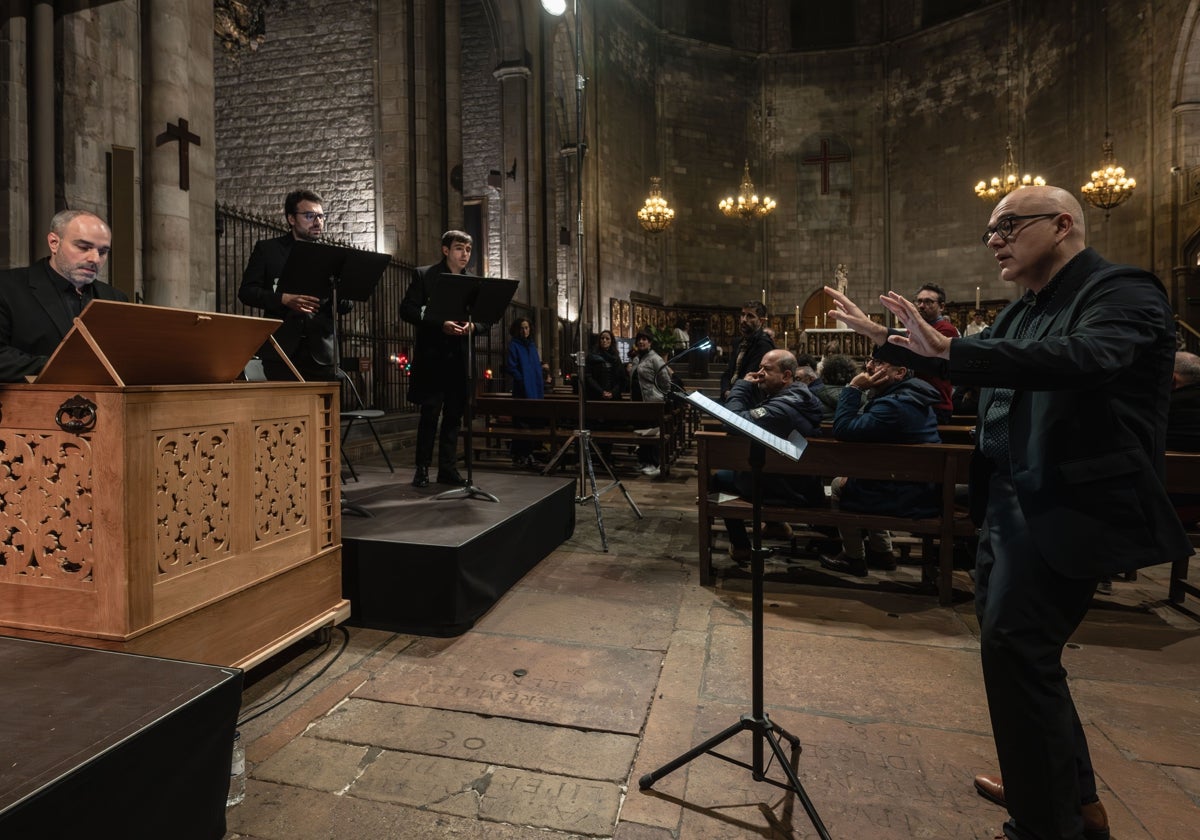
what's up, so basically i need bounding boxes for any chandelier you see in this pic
[974,138,1045,201]
[1081,135,1135,216]
[637,176,675,233]
[1080,10,1135,218]
[719,160,776,221]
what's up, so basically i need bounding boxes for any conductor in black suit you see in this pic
[400,230,475,488]
[238,190,350,380]
[0,209,129,382]
[825,185,1191,840]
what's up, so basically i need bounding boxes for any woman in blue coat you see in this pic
[507,317,545,465]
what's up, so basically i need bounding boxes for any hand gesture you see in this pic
[824,286,888,344]
[879,292,952,359]
[282,292,321,314]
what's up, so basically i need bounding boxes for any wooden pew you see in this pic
[472,394,678,475]
[1166,450,1200,607]
[696,430,977,605]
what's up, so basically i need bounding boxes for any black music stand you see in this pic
[279,241,392,517]
[424,274,519,503]
[638,392,831,839]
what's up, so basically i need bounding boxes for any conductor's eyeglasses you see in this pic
[981,213,1057,245]
[296,212,325,223]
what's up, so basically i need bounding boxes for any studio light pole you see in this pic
[541,0,642,549]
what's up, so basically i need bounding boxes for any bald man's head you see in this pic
[984,185,1087,293]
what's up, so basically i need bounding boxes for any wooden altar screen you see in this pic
[0,301,348,669]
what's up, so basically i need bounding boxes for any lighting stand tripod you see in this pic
[543,350,643,551]
[540,0,641,550]
[638,435,830,839]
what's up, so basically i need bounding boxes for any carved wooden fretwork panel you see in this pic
[155,428,233,576]
[0,431,95,587]
[253,419,309,541]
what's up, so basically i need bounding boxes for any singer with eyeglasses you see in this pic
[238,189,351,381]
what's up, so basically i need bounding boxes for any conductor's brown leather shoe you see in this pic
[973,774,1110,840]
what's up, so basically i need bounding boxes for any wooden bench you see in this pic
[472,395,679,475]
[1166,450,1200,607]
[696,430,976,605]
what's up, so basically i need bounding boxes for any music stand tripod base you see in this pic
[636,440,832,840]
[434,483,500,503]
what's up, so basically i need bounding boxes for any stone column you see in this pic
[0,7,30,265]
[493,62,531,288]
[141,0,193,308]
[29,1,52,259]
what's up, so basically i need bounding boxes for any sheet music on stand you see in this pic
[684,391,808,460]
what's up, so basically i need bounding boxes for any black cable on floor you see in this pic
[237,625,351,727]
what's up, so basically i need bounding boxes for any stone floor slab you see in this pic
[474,588,676,650]
[354,632,662,733]
[703,623,991,733]
[310,698,638,781]
[1075,678,1200,766]
[352,750,488,817]
[479,765,621,835]
[252,736,372,792]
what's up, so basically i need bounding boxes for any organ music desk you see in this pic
[0,301,348,668]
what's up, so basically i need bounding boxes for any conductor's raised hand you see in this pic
[824,286,888,344]
[880,292,952,359]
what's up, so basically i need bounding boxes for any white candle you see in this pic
[795,305,800,329]
[761,288,766,305]
[976,286,981,309]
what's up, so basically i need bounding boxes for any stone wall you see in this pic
[214,0,377,248]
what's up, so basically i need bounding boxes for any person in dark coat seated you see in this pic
[820,347,941,577]
[712,349,824,564]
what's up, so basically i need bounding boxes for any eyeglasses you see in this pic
[295,212,325,223]
[914,297,942,307]
[981,213,1058,245]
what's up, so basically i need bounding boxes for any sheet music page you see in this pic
[685,391,806,460]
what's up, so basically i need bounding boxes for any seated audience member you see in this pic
[712,349,824,564]
[0,210,128,382]
[820,348,941,577]
[812,354,858,422]
[584,329,627,462]
[629,330,671,477]
[794,352,821,388]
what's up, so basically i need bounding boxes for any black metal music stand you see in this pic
[279,241,391,517]
[424,274,519,503]
[638,394,830,839]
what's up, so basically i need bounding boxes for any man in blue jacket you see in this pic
[825,185,1190,840]
[820,349,941,577]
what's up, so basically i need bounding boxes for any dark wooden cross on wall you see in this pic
[156,118,202,191]
[801,139,850,195]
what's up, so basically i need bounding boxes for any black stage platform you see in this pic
[0,637,242,839]
[341,469,576,636]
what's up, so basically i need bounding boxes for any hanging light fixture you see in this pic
[637,176,675,233]
[973,5,1043,201]
[974,138,1046,201]
[719,160,776,221]
[1081,8,1135,218]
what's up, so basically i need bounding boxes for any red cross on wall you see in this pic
[802,139,850,195]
